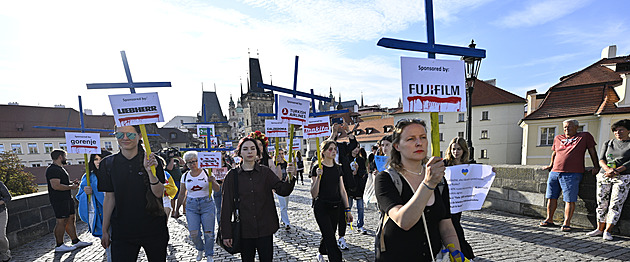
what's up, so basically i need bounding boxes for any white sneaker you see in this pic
[586,229,603,237]
[72,241,92,248]
[337,237,348,250]
[54,244,77,253]
[196,250,204,261]
[603,231,614,241]
[317,254,326,262]
[206,256,213,262]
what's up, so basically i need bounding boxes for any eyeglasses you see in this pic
[186,160,198,165]
[115,132,138,140]
[395,118,426,128]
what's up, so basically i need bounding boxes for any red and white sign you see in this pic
[65,132,101,154]
[304,117,331,139]
[292,139,301,151]
[225,141,233,148]
[401,57,466,113]
[277,95,310,125]
[212,167,229,181]
[265,119,289,137]
[198,152,222,169]
[210,137,218,148]
[109,92,164,126]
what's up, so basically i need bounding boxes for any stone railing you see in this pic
[484,165,619,234]
[6,190,79,249]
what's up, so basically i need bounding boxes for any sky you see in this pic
[1,0,629,126]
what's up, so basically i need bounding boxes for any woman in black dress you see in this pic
[375,119,463,261]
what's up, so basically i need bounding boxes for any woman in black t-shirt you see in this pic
[375,119,464,261]
[310,140,353,262]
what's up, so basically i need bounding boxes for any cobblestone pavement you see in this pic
[11,182,630,261]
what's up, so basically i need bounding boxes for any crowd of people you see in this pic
[35,117,630,262]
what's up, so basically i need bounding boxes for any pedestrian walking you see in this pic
[310,140,353,262]
[274,148,292,230]
[221,137,296,262]
[176,151,220,262]
[349,147,368,234]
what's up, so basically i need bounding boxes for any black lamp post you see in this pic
[462,40,483,163]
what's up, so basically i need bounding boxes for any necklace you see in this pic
[402,167,423,176]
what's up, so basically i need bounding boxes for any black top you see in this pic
[46,164,71,203]
[221,163,295,239]
[166,163,183,183]
[375,171,451,261]
[97,153,167,240]
[349,156,368,198]
[336,138,358,194]
[0,182,12,213]
[277,161,288,180]
[310,163,342,203]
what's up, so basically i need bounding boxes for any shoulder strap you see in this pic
[384,167,403,196]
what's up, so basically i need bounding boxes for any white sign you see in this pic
[268,145,275,152]
[444,164,496,213]
[401,57,466,112]
[198,152,222,169]
[277,95,310,125]
[65,132,101,154]
[225,141,233,148]
[212,167,229,181]
[304,117,331,138]
[109,92,164,126]
[291,139,301,151]
[265,119,289,138]
[210,137,218,148]
[197,124,215,138]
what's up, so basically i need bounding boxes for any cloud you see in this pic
[504,53,580,69]
[495,0,591,28]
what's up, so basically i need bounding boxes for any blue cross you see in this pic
[86,51,171,94]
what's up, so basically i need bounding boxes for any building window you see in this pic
[458,132,464,138]
[0,144,4,153]
[104,141,113,151]
[480,149,488,159]
[439,133,444,141]
[78,160,85,165]
[578,125,585,133]
[540,127,555,146]
[481,130,489,139]
[481,111,489,120]
[28,143,39,154]
[59,143,67,151]
[170,132,177,140]
[440,151,443,158]
[458,113,465,122]
[438,115,444,124]
[31,163,41,167]
[11,143,22,154]
[44,143,54,153]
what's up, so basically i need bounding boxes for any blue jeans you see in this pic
[276,194,290,226]
[185,197,216,257]
[546,172,582,202]
[213,185,222,225]
[348,198,365,228]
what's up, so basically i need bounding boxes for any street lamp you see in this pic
[462,40,483,163]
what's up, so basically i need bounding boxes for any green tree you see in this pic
[0,151,37,196]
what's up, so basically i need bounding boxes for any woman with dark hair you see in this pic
[311,140,353,262]
[587,119,630,241]
[99,125,168,261]
[248,131,274,167]
[442,137,475,259]
[221,137,296,262]
[375,119,464,261]
[349,147,368,234]
[296,151,305,185]
[76,149,113,261]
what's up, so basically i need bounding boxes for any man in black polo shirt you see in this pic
[98,125,168,261]
[46,149,92,252]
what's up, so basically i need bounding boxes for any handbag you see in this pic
[218,171,241,254]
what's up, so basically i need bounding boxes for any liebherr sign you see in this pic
[401,57,466,113]
[109,92,164,126]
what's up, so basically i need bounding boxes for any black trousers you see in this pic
[111,233,168,262]
[451,212,475,259]
[241,235,273,262]
[337,203,347,237]
[314,200,342,262]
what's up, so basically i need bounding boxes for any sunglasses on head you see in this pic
[115,132,138,140]
[395,118,426,127]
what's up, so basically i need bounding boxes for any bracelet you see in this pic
[423,182,436,190]
[345,208,351,212]
[150,181,160,185]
